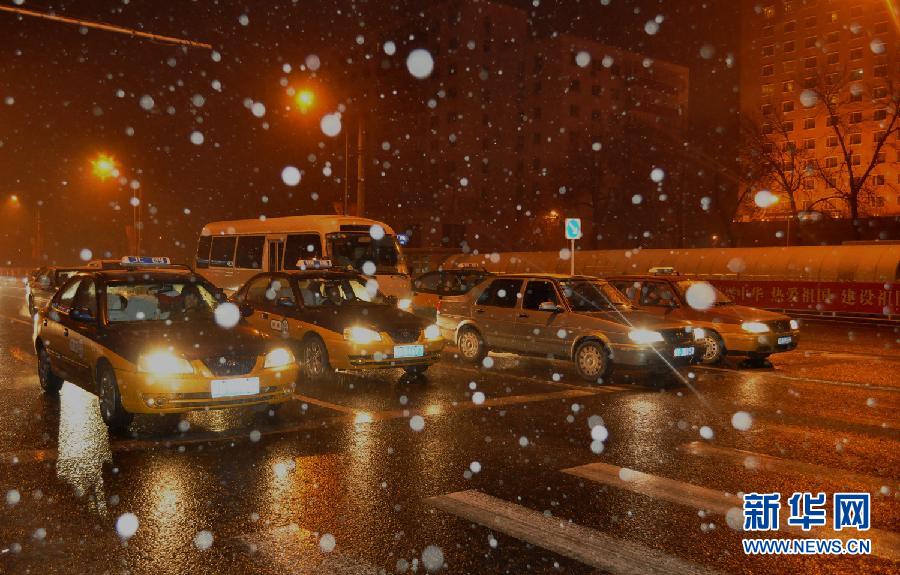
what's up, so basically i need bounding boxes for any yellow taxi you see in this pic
[33,258,298,431]
[233,263,445,380]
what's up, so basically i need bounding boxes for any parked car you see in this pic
[410,266,491,319]
[33,262,298,431]
[607,271,799,364]
[437,273,707,381]
[233,265,445,380]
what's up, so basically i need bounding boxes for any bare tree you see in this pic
[738,111,813,223]
[804,69,899,226]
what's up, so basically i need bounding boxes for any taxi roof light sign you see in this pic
[121,256,172,265]
[564,218,582,240]
[297,258,332,270]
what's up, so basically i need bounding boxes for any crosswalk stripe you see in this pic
[563,462,900,562]
[442,363,633,393]
[232,523,377,574]
[427,489,721,575]
[679,442,899,492]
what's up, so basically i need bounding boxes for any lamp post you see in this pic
[90,153,144,255]
[291,87,365,216]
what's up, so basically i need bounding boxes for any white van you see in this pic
[195,215,412,301]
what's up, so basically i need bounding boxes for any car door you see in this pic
[638,280,680,318]
[411,272,442,319]
[515,280,570,357]
[472,278,524,350]
[61,278,100,385]
[239,274,280,335]
[259,274,299,340]
[42,277,82,381]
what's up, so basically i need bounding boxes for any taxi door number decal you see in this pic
[69,337,84,358]
[269,319,290,336]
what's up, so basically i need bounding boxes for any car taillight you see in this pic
[435,299,442,314]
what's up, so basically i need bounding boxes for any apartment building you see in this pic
[739,0,899,220]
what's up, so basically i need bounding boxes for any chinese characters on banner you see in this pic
[711,280,898,315]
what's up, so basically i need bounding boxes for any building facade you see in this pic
[739,0,899,221]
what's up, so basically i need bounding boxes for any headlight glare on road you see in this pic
[628,329,664,344]
[344,326,382,344]
[424,324,441,340]
[138,350,194,375]
[789,319,799,330]
[264,347,294,368]
[741,321,770,334]
[692,328,706,341]
[397,297,412,311]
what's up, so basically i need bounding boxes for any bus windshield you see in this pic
[327,232,407,275]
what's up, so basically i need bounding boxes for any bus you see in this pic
[194,215,412,302]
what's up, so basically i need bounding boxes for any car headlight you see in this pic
[692,327,706,341]
[741,321,770,334]
[397,297,412,311]
[628,329,664,344]
[424,324,441,340]
[789,319,799,330]
[138,350,194,375]
[344,326,382,344]
[264,347,294,368]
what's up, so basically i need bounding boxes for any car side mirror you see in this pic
[276,297,295,308]
[71,307,95,322]
[538,301,561,313]
[239,302,254,317]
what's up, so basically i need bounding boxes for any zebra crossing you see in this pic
[426,441,900,572]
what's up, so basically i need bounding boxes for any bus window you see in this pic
[209,236,237,268]
[235,235,265,269]
[327,232,405,275]
[283,233,323,270]
[196,236,212,269]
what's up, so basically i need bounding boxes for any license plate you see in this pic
[211,377,260,398]
[674,346,695,358]
[394,344,424,359]
[778,336,792,345]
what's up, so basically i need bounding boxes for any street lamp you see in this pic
[90,153,119,181]
[89,153,143,256]
[289,86,366,216]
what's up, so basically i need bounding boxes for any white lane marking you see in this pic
[293,393,360,415]
[679,442,898,492]
[693,364,900,393]
[427,489,721,575]
[564,462,900,562]
[233,523,377,574]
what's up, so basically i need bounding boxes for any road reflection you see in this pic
[55,382,112,516]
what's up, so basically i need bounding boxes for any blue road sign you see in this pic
[565,218,582,240]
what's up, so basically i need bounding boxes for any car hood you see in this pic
[293,303,430,334]
[693,304,788,324]
[575,309,689,331]
[103,321,267,364]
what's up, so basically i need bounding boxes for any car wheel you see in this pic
[37,346,63,394]
[97,363,133,432]
[457,327,486,363]
[302,336,332,381]
[700,332,725,364]
[574,340,610,382]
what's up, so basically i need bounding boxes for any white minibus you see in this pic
[195,215,412,302]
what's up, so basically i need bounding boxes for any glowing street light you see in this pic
[90,153,119,181]
[294,89,315,113]
[9,194,19,204]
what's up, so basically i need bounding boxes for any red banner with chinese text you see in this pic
[709,280,898,316]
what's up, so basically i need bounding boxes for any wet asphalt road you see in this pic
[0,280,897,575]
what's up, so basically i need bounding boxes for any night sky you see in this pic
[0,0,740,266]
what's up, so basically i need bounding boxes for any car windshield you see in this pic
[559,280,630,312]
[106,280,220,322]
[296,277,387,307]
[327,232,407,275]
[675,280,735,305]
